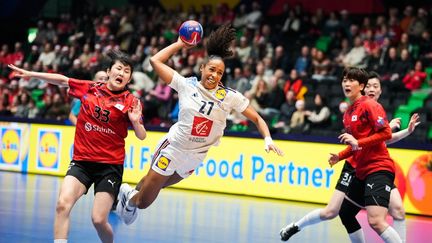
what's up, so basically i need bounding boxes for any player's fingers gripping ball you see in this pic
[179,20,203,46]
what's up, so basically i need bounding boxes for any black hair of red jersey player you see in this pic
[341,67,368,86]
[106,49,134,74]
[341,67,368,95]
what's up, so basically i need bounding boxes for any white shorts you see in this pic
[151,135,207,178]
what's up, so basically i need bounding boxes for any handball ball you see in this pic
[179,20,203,46]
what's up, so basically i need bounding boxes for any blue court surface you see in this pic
[0,171,431,243]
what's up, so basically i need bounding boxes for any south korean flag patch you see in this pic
[376,116,385,128]
[115,103,125,111]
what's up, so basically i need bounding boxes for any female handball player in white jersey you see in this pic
[115,24,284,225]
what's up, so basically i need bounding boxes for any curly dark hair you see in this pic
[206,24,236,59]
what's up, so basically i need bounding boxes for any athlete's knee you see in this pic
[55,196,74,215]
[390,208,405,220]
[367,216,387,232]
[92,213,108,227]
[321,207,338,219]
[389,204,405,220]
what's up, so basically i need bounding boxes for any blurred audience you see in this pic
[0,2,431,142]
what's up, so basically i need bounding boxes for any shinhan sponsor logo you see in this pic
[84,122,115,134]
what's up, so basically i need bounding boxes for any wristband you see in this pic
[264,136,273,147]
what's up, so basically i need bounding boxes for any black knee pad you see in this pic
[339,199,362,234]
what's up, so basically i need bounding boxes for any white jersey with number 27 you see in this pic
[167,71,249,153]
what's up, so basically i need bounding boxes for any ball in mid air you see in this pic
[179,20,203,46]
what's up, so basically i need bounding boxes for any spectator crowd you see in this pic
[0,2,431,142]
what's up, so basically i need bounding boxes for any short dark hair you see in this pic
[367,71,381,81]
[106,49,134,73]
[341,67,368,86]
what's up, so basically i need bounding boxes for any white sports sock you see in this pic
[380,226,402,243]
[349,229,366,243]
[296,209,322,230]
[54,239,68,243]
[393,219,406,243]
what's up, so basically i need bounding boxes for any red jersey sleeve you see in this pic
[357,126,392,147]
[338,146,353,160]
[68,78,93,99]
[366,100,388,132]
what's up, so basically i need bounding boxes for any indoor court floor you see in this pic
[0,171,431,243]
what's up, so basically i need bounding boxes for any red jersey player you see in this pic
[328,67,402,243]
[337,72,419,243]
[279,68,413,242]
[8,50,146,243]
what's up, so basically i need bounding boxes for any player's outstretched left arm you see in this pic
[241,105,284,156]
[128,98,146,140]
[8,64,69,87]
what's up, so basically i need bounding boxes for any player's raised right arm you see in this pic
[8,64,69,87]
[150,38,188,85]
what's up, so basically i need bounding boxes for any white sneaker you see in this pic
[116,183,138,225]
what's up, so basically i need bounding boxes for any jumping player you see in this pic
[115,24,284,225]
[8,50,146,243]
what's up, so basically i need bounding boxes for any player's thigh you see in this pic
[325,189,347,213]
[388,188,405,219]
[58,175,87,206]
[92,192,114,221]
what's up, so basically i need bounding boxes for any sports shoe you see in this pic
[280,223,300,241]
[116,183,138,225]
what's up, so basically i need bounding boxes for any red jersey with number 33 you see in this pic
[68,78,138,165]
[343,96,395,179]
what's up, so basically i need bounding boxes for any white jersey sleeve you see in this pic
[226,88,249,113]
[169,71,197,93]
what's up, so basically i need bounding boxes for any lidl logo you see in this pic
[37,129,61,171]
[156,156,171,171]
[0,127,21,167]
[215,88,226,100]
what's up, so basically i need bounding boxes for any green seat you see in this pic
[425,67,432,81]
[394,90,430,128]
[428,126,432,142]
[410,91,429,100]
[315,36,331,52]
[393,109,412,129]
